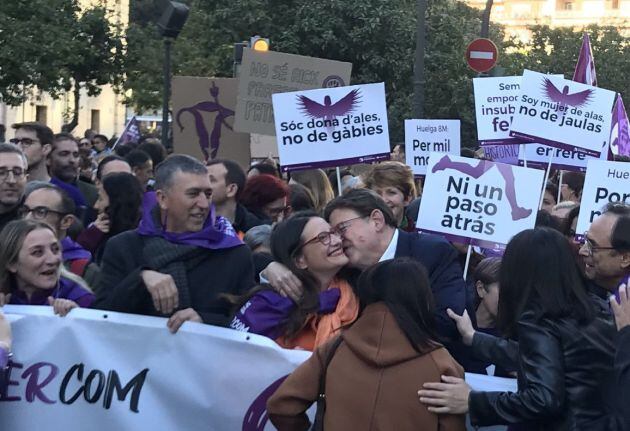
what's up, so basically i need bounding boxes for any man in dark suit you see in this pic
[323,189,468,340]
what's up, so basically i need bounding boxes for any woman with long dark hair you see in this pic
[419,228,616,430]
[267,258,465,431]
[77,172,143,264]
[227,211,359,351]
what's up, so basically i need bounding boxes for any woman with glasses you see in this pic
[226,212,359,350]
[418,228,616,430]
[0,219,94,315]
[240,174,291,224]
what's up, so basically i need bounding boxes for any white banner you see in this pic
[417,154,543,247]
[576,160,630,239]
[510,70,616,156]
[272,82,390,172]
[404,119,461,176]
[1,307,515,431]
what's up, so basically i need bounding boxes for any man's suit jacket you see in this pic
[394,229,468,341]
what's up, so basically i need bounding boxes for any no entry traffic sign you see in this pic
[466,38,498,73]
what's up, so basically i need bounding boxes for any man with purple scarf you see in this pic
[95,155,255,333]
[48,133,98,225]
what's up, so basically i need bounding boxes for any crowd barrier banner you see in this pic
[272,82,391,172]
[1,307,516,431]
[235,48,352,136]
[417,154,543,248]
[575,159,630,240]
[510,70,616,157]
[404,119,461,177]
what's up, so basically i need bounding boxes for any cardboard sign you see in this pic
[172,77,250,168]
[250,133,279,159]
[510,70,616,156]
[575,160,630,238]
[404,119,461,176]
[234,49,352,136]
[482,144,520,165]
[271,82,390,172]
[417,154,543,247]
[518,143,606,172]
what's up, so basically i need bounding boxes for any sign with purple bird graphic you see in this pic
[272,83,390,172]
[509,70,616,156]
[172,77,251,168]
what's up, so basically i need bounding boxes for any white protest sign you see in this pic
[1,307,514,431]
[404,119,461,176]
[482,144,520,165]
[417,154,544,247]
[272,82,390,172]
[575,160,630,238]
[235,49,352,136]
[510,70,616,156]
[473,76,523,146]
[518,143,605,172]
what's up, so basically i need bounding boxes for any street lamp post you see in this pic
[413,0,427,119]
[162,38,172,151]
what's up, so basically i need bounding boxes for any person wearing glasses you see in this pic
[21,182,99,286]
[0,143,28,232]
[227,212,359,351]
[10,122,53,183]
[579,202,630,295]
[240,174,291,225]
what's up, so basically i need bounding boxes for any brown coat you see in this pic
[267,303,466,431]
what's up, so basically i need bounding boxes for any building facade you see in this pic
[466,0,630,38]
[1,0,129,141]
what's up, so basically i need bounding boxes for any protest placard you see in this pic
[234,49,352,136]
[575,159,630,239]
[482,144,520,165]
[404,119,460,176]
[272,82,390,172]
[417,154,544,247]
[509,70,616,156]
[473,76,523,146]
[518,142,607,172]
[172,77,250,168]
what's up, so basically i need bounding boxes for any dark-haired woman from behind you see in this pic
[419,228,616,430]
[77,172,144,265]
[267,258,465,431]
[227,212,359,351]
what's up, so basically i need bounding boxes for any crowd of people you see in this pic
[0,121,629,430]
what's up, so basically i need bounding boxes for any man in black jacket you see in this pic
[0,143,27,232]
[95,155,255,332]
[206,158,265,236]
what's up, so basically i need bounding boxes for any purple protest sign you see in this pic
[482,144,520,165]
[113,116,140,149]
[611,94,630,157]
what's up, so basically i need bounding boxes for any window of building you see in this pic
[35,105,48,125]
[612,0,619,9]
[91,109,100,132]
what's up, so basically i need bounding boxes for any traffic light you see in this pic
[250,36,270,52]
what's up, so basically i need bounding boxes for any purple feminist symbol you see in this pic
[432,155,533,221]
[297,89,361,127]
[242,375,288,431]
[541,77,594,112]
[176,82,234,161]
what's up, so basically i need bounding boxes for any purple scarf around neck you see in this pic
[50,177,87,209]
[61,236,92,262]
[136,192,243,250]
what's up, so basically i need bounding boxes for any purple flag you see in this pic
[572,33,597,86]
[113,116,140,148]
[610,95,630,157]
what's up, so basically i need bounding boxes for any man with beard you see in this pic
[95,155,255,332]
[0,144,27,231]
[48,133,98,224]
[10,122,53,182]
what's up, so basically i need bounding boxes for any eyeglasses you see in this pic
[9,137,39,147]
[266,205,290,217]
[19,205,66,220]
[581,232,616,257]
[0,167,25,182]
[332,216,366,236]
[293,230,339,255]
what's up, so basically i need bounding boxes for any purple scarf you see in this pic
[230,288,341,340]
[136,195,243,250]
[61,236,92,262]
[10,276,95,308]
[50,177,87,209]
